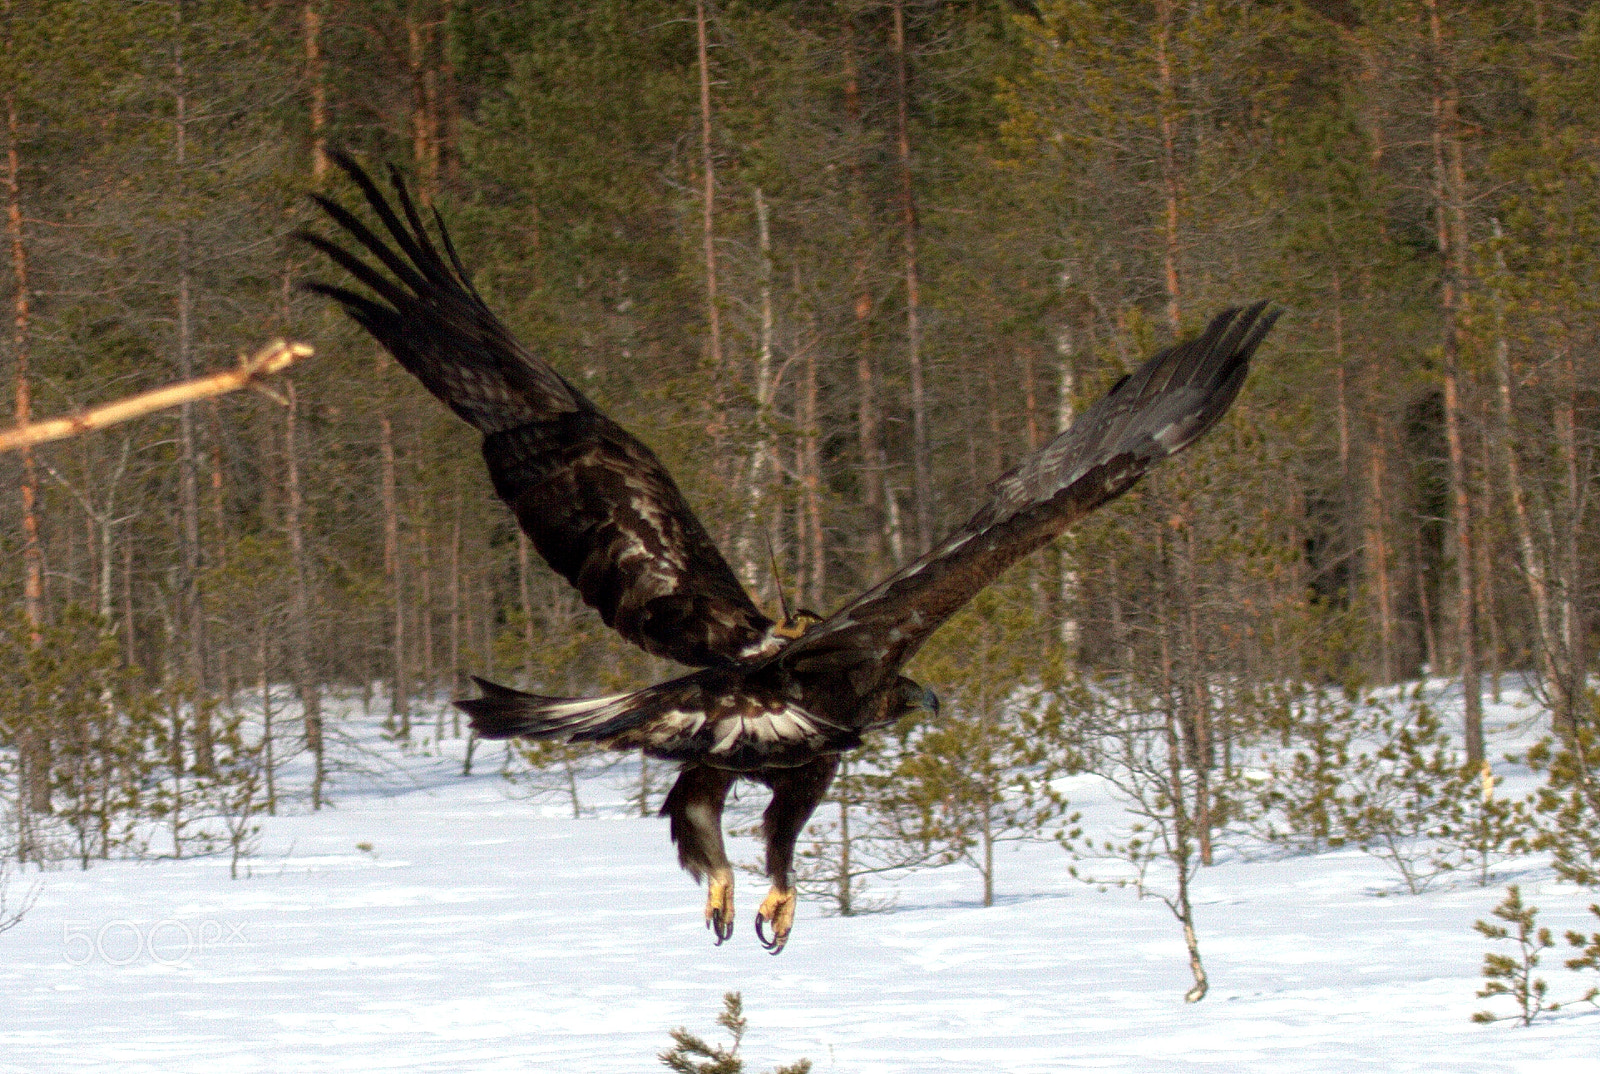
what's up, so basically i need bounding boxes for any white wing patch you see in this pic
[707,704,827,757]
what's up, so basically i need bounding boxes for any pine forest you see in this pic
[3,0,1600,989]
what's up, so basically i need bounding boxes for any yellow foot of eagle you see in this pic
[705,869,734,944]
[755,885,796,955]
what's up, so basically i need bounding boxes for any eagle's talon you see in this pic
[705,869,735,945]
[754,885,796,955]
[754,913,784,954]
[709,910,731,944]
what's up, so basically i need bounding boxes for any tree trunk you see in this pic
[518,530,534,687]
[407,8,438,201]
[5,89,48,823]
[207,397,231,702]
[1154,0,1183,331]
[419,522,434,701]
[1161,615,1207,1002]
[1365,426,1395,684]
[694,0,727,484]
[738,187,779,595]
[1488,219,1562,721]
[837,758,853,916]
[1056,329,1081,656]
[981,794,995,908]
[449,491,463,735]
[799,299,825,607]
[1414,525,1439,678]
[258,624,276,816]
[304,0,328,181]
[381,413,408,735]
[891,0,932,554]
[842,26,887,576]
[284,379,323,810]
[173,1,212,772]
[1554,346,1587,741]
[1174,515,1213,866]
[637,754,651,817]
[1426,0,1481,763]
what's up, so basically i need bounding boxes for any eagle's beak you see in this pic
[922,687,940,716]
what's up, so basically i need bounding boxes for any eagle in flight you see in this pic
[302,154,1278,954]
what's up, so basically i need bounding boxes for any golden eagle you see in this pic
[301,155,1277,954]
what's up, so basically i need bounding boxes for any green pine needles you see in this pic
[1472,885,1558,1026]
[1472,887,1600,1025]
[1560,904,1600,1010]
[659,993,811,1074]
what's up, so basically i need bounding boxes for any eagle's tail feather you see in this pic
[455,675,646,743]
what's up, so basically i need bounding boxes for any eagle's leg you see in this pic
[755,755,841,955]
[661,762,739,944]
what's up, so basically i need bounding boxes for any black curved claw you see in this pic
[709,909,733,945]
[755,913,787,955]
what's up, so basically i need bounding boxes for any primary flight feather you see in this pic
[302,153,1278,954]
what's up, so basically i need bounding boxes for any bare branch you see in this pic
[0,339,313,454]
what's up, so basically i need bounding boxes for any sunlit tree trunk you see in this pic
[798,296,825,607]
[1426,0,1482,764]
[5,88,47,823]
[1154,0,1183,331]
[304,0,327,182]
[694,0,727,491]
[891,0,932,553]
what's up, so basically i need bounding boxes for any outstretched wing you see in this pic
[779,303,1279,692]
[299,154,775,668]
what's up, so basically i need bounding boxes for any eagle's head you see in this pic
[887,675,940,726]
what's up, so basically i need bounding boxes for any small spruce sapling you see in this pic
[1247,686,1351,854]
[881,583,1081,908]
[1337,702,1479,893]
[1564,903,1600,1008]
[1438,761,1530,889]
[1247,688,1528,889]
[1525,727,1600,887]
[1472,885,1558,1026]
[207,710,266,879]
[659,992,811,1074]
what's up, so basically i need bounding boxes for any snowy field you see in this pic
[4,681,1599,1073]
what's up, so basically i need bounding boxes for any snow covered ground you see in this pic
[3,681,1599,1073]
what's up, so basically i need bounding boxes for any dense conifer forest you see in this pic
[2,2,1598,941]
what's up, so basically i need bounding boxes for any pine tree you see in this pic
[1526,730,1600,889]
[1563,903,1600,1009]
[659,992,811,1074]
[1472,885,1558,1026]
[878,580,1080,907]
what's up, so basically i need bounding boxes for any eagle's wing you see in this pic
[778,303,1279,692]
[300,154,775,668]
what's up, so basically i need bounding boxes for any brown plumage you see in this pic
[301,153,1278,954]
